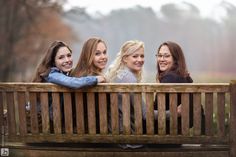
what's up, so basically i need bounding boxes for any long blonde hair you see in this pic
[105,40,144,82]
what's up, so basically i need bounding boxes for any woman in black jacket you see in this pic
[154,41,205,135]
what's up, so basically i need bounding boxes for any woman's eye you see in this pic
[95,51,101,56]
[58,56,64,59]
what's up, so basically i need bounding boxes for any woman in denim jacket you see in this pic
[32,40,105,86]
[31,41,105,133]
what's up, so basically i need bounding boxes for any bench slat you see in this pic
[157,93,166,135]
[146,92,154,135]
[7,134,229,144]
[122,93,131,135]
[52,93,61,134]
[0,83,230,93]
[134,93,143,135]
[87,93,96,134]
[40,92,50,134]
[29,92,39,134]
[75,92,85,134]
[110,93,119,135]
[18,92,27,135]
[205,93,213,136]
[169,93,178,135]
[217,93,225,137]
[6,92,16,135]
[193,93,201,135]
[64,92,73,134]
[181,93,189,135]
[98,93,108,134]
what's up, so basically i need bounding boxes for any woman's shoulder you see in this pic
[49,67,60,73]
[115,68,137,83]
[161,71,193,83]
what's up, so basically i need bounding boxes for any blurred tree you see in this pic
[0,0,76,81]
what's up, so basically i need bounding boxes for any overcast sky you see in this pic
[64,0,236,19]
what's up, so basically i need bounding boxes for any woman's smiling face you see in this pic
[92,42,108,70]
[123,47,144,73]
[54,46,73,73]
[157,45,173,72]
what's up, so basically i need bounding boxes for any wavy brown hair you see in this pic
[32,41,72,82]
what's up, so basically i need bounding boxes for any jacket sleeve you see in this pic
[46,70,98,89]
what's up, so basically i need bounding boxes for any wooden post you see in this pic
[230,80,236,157]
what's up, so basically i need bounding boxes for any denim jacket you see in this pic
[44,67,98,89]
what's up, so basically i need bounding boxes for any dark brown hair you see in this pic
[32,41,72,82]
[156,41,189,81]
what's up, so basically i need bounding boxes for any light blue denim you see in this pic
[45,67,98,88]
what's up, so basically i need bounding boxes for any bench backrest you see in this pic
[0,82,235,148]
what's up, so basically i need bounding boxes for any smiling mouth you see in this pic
[99,61,107,64]
[63,63,72,68]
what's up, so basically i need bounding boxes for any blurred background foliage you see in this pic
[0,0,235,82]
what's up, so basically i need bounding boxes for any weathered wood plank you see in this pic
[52,93,61,134]
[169,93,177,135]
[193,93,201,136]
[5,143,230,157]
[64,92,73,134]
[6,134,229,144]
[217,93,225,137]
[40,92,50,134]
[181,93,189,135]
[122,93,131,135]
[0,83,230,93]
[87,93,96,134]
[2,92,8,136]
[5,144,230,157]
[134,93,143,135]
[75,92,85,134]
[110,93,119,135]
[6,92,16,136]
[17,92,27,136]
[157,93,166,135]
[98,93,108,134]
[29,92,39,134]
[205,93,213,136]
[146,92,154,135]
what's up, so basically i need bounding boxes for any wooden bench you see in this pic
[0,81,236,157]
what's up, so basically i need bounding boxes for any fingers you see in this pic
[97,75,106,83]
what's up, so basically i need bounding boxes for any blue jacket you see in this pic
[44,67,98,89]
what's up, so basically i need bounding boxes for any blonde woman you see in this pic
[105,40,144,83]
[105,40,145,149]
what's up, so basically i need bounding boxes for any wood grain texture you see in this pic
[0,82,234,157]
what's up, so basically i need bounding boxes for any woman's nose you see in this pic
[65,56,72,62]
